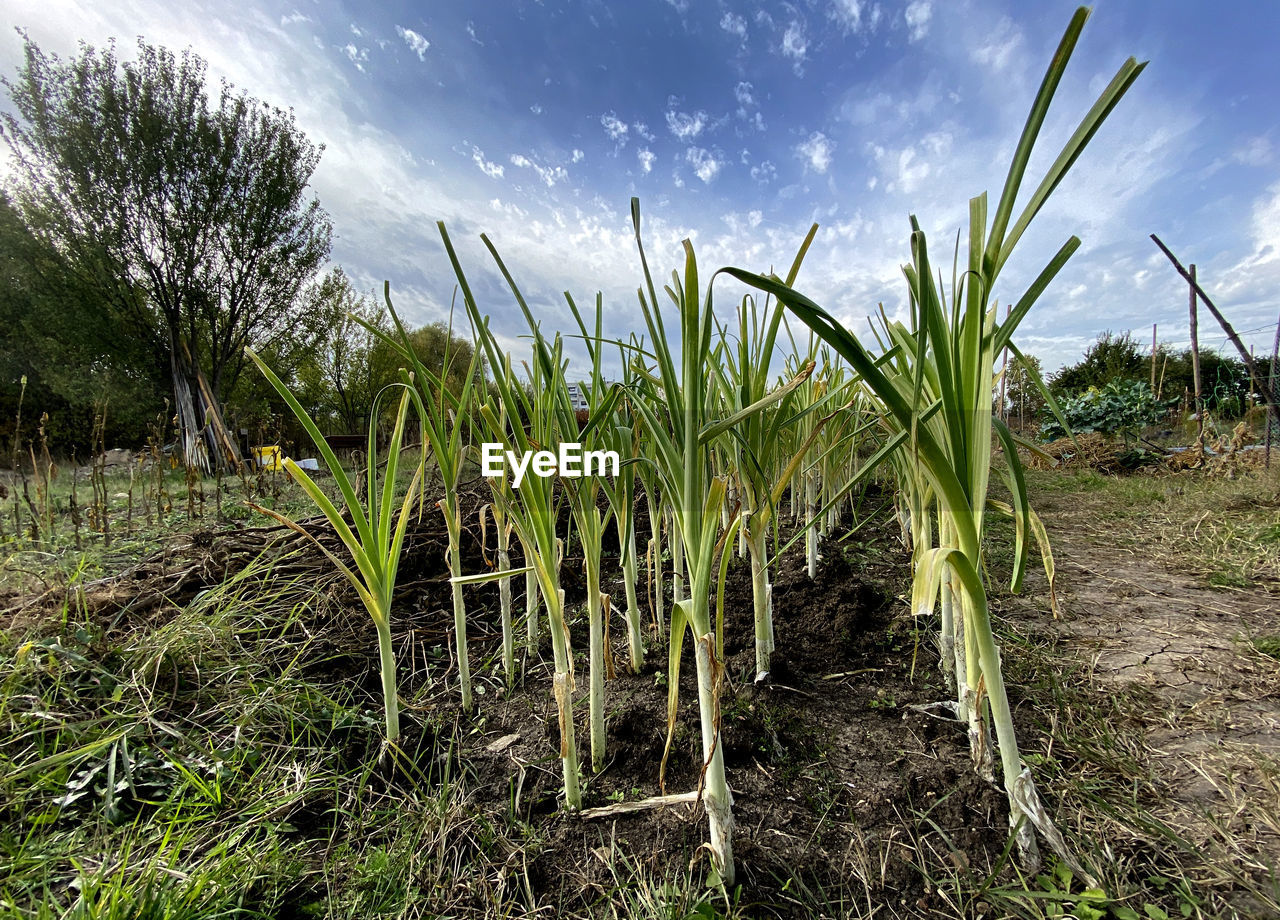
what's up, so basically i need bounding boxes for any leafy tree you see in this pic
[1152,346,1250,416]
[1,36,332,470]
[1002,353,1046,430]
[278,274,488,440]
[1050,330,1146,395]
[290,270,401,436]
[0,192,163,452]
[400,320,487,401]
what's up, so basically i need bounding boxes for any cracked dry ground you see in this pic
[1008,484,1280,892]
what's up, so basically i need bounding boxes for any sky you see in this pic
[2,0,1278,377]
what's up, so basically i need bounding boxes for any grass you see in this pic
[2,462,1278,916]
[975,464,1280,920]
[1022,465,1280,592]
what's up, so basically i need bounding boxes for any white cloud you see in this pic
[601,113,629,143]
[530,104,543,115]
[748,209,763,228]
[638,148,656,174]
[280,10,310,26]
[666,108,707,141]
[572,149,585,163]
[489,197,528,219]
[395,26,430,61]
[750,160,777,184]
[509,153,568,187]
[830,0,862,33]
[1234,136,1273,167]
[869,131,952,194]
[342,44,368,72]
[734,82,765,131]
[634,121,655,142]
[797,132,835,173]
[781,21,807,70]
[1244,181,1280,266]
[686,147,723,183]
[471,145,504,179]
[970,17,1021,71]
[466,21,483,45]
[904,1,932,42]
[720,12,747,39]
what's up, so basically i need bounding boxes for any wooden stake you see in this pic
[1150,323,1158,392]
[1151,234,1280,429]
[1267,312,1279,469]
[1000,303,1010,423]
[1189,264,1203,445]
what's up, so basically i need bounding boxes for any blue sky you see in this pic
[3,0,1278,376]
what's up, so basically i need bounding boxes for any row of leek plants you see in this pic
[725,6,1143,876]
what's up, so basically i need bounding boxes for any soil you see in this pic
[380,487,1017,917]
[997,483,1280,909]
[31,472,1280,915]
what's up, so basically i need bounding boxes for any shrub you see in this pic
[1040,380,1173,441]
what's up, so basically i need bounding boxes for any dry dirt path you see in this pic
[1024,489,1280,906]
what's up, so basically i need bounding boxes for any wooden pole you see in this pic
[1150,324,1158,391]
[1189,264,1203,445]
[1151,234,1280,428]
[999,303,1010,424]
[1267,312,1279,469]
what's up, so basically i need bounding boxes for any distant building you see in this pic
[566,380,615,412]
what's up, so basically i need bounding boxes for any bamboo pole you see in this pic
[1150,323,1158,392]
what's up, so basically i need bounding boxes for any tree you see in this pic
[1152,346,1249,416]
[1050,330,1146,395]
[1,36,332,471]
[1003,353,1046,430]
[0,192,163,452]
[285,273,488,438]
[291,269,401,436]
[401,320,487,401]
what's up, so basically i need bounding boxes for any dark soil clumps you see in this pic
[419,494,1016,917]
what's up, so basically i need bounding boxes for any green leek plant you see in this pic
[561,292,624,771]
[356,287,482,713]
[245,349,421,744]
[440,225,585,809]
[626,199,814,886]
[626,212,737,884]
[727,7,1143,875]
[711,270,817,680]
[604,336,647,672]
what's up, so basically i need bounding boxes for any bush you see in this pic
[1040,380,1174,441]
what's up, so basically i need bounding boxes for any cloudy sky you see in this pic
[2,0,1277,375]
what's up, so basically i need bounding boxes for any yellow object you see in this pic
[253,445,283,471]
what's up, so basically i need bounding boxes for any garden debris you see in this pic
[1025,432,1135,474]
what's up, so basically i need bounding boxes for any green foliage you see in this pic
[1153,346,1251,416]
[1039,380,1173,441]
[0,194,163,453]
[2,35,332,465]
[1051,331,1147,395]
[1051,331,1252,419]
